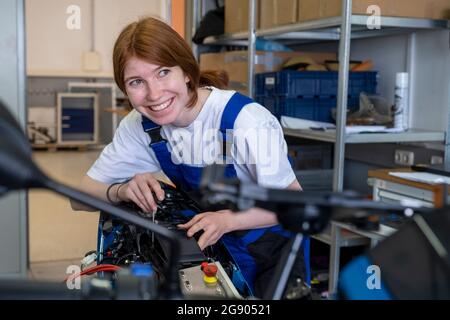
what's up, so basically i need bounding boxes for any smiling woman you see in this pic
[112,17,228,111]
[72,16,304,298]
[123,59,194,126]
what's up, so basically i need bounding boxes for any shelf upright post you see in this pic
[446,81,450,169]
[191,0,203,60]
[248,0,257,98]
[333,0,353,192]
[446,26,450,170]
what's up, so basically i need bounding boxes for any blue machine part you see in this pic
[301,236,311,286]
[338,255,392,300]
[97,220,124,264]
[231,263,253,297]
[131,264,154,277]
[179,210,196,219]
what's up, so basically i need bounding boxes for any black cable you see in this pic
[84,250,97,257]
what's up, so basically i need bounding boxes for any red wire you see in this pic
[64,264,121,283]
[64,266,120,282]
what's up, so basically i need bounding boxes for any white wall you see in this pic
[350,34,408,107]
[300,30,450,133]
[26,0,169,75]
[351,30,450,132]
[410,30,450,131]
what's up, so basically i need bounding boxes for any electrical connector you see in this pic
[81,252,98,270]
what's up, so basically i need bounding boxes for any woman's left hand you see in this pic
[177,210,236,250]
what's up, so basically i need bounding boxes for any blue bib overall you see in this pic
[141,92,308,295]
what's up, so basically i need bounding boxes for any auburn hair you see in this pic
[113,17,228,108]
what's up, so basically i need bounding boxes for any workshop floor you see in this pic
[29,149,101,279]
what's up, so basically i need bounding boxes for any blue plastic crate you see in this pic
[275,71,318,97]
[257,94,361,123]
[348,72,378,97]
[316,96,360,123]
[316,72,338,96]
[255,71,378,98]
[315,71,378,97]
[255,71,318,97]
[255,95,279,118]
[348,96,360,108]
[278,97,317,121]
[255,73,277,97]
[316,98,336,123]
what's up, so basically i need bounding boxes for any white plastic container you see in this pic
[393,72,409,131]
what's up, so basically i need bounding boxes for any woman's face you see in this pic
[124,56,191,126]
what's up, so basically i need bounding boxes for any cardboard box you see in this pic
[260,0,276,29]
[200,50,336,84]
[225,0,260,34]
[389,0,450,20]
[298,0,322,22]
[260,0,298,29]
[298,0,450,22]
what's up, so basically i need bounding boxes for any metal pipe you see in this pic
[257,17,343,37]
[247,0,256,98]
[407,33,416,132]
[444,30,450,170]
[166,0,172,26]
[351,14,449,29]
[333,0,352,191]
[191,0,202,59]
[17,0,28,278]
[90,0,95,52]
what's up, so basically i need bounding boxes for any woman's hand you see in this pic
[118,172,165,213]
[177,210,236,250]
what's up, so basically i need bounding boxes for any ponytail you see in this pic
[199,70,229,89]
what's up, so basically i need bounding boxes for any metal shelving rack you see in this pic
[282,128,446,144]
[201,0,450,191]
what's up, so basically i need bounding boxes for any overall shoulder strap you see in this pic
[220,92,253,133]
[141,116,166,144]
[219,92,253,161]
[141,115,188,188]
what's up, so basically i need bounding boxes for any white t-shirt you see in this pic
[87,87,296,189]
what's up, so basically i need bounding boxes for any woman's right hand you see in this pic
[117,173,165,213]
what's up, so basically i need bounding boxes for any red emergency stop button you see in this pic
[202,263,218,285]
[200,261,209,271]
[203,264,218,277]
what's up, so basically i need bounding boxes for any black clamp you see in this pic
[144,126,167,144]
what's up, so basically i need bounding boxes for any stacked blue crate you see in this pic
[255,71,378,123]
[255,96,280,118]
[279,97,317,121]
